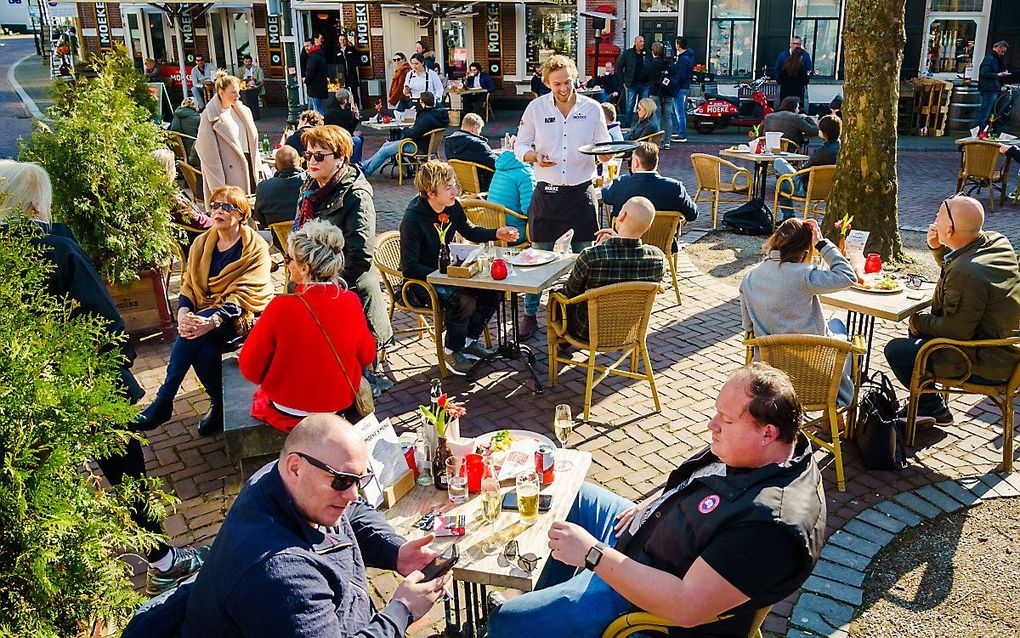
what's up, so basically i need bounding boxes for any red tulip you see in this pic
[438,213,450,224]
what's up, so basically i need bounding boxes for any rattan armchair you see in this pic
[903,336,1020,472]
[459,198,528,248]
[393,128,446,186]
[957,140,1009,210]
[373,230,449,377]
[641,211,687,305]
[449,159,495,198]
[690,153,752,229]
[773,165,836,225]
[167,131,192,164]
[177,161,204,204]
[601,606,772,638]
[623,131,666,173]
[548,281,662,422]
[744,333,866,492]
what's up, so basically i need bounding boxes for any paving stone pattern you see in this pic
[118,118,1020,636]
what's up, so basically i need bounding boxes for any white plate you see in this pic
[509,249,557,267]
[474,429,557,481]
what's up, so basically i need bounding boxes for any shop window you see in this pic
[525,7,577,70]
[793,0,840,78]
[146,14,168,62]
[443,19,469,80]
[640,0,679,12]
[930,0,983,10]
[710,0,756,77]
[926,19,976,74]
[232,13,252,63]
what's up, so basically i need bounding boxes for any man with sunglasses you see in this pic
[177,413,450,637]
[884,195,1020,426]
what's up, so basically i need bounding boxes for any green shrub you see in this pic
[0,222,175,636]
[21,47,176,285]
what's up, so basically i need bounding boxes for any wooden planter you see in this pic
[106,269,176,343]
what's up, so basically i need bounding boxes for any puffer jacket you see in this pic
[486,150,536,216]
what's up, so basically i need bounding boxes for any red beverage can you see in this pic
[535,445,555,485]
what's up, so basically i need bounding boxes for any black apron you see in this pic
[527,181,599,244]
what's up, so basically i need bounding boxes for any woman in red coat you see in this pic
[239,218,376,431]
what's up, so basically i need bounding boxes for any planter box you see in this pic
[106,269,176,342]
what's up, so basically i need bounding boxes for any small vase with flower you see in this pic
[434,213,453,273]
[834,212,853,256]
[419,393,467,490]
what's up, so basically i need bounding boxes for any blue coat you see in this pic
[674,49,695,90]
[600,171,698,222]
[487,150,536,216]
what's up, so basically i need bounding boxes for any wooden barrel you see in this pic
[947,85,980,131]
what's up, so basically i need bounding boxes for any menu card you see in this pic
[844,230,870,275]
[354,414,413,508]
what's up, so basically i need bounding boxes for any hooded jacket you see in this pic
[401,106,450,152]
[399,196,497,283]
[674,48,695,90]
[486,151,536,216]
[169,106,201,154]
[444,129,498,189]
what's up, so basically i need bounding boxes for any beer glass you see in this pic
[515,471,540,525]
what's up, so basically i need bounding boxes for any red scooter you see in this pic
[690,75,773,134]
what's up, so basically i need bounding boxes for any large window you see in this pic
[710,0,756,77]
[793,0,841,78]
[525,7,576,70]
[926,19,976,73]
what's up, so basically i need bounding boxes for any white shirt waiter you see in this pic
[515,92,610,187]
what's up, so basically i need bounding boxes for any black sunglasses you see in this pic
[303,150,340,163]
[283,253,294,265]
[209,201,241,213]
[940,193,963,232]
[502,539,539,573]
[293,451,374,491]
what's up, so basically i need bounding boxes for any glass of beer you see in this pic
[515,471,541,526]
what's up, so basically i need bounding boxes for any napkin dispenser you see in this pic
[446,244,483,278]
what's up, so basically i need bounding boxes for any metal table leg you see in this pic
[844,310,876,378]
[467,291,544,394]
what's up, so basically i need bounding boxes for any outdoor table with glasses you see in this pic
[819,277,935,376]
[361,119,411,141]
[383,448,592,636]
[719,147,809,219]
[428,251,577,392]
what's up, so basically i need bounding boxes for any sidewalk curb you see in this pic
[8,52,47,120]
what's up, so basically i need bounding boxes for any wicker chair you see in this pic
[393,128,446,186]
[167,131,192,164]
[690,153,752,229]
[641,211,686,305]
[449,159,494,198]
[957,140,1009,210]
[744,333,866,492]
[459,198,528,248]
[772,165,836,225]
[903,336,1020,472]
[623,131,666,172]
[548,281,662,422]
[167,221,206,291]
[601,606,772,638]
[372,230,450,377]
[177,161,204,204]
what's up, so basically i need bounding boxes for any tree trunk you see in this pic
[825,0,907,262]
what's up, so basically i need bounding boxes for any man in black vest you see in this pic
[487,363,826,638]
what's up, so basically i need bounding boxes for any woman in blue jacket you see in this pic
[486,146,535,243]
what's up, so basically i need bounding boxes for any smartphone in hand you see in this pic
[421,544,459,582]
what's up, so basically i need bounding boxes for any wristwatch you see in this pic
[584,541,608,571]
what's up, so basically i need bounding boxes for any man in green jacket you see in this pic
[884,195,1020,425]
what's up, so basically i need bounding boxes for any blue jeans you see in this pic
[157,309,239,407]
[673,88,688,138]
[308,97,326,116]
[774,157,806,220]
[407,283,498,351]
[975,91,998,128]
[523,240,591,317]
[884,336,950,414]
[621,84,649,127]
[363,139,414,176]
[487,483,635,638]
[352,134,364,165]
[651,96,674,144]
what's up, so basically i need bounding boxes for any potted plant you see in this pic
[21,46,178,341]
[0,223,176,637]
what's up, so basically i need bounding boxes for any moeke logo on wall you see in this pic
[267,14,284,78]
[486,3,501,77]
[353,4,373,78]
[95,3,111,51]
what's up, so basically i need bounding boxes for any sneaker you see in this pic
[928,406,954,426]
[896,405,952,427]
[671,134,682,142]
[443,350,475,376]
[145,545,210,596]
[662,143,671,150]
[519,314,538,340]
[675,137,687,143]
[462,340,497,360]
[896,406,935,428]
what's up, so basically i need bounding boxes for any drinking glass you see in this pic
[479,459,502,554]
[553,404,574,471]
[515,471,540,526]
[446,457,468,504]
[414,432,433,486]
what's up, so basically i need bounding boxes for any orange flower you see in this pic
[438,213,450,224]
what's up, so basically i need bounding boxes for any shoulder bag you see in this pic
[295,294,374,416]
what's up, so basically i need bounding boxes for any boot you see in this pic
[135,396,173,431]
[197,404,223,436]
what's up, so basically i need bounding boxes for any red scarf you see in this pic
[296,168,344,230]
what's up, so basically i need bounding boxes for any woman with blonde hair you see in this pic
[0,159,52,222]
[624,97,661,141]
[137,184,273,435]
[194,70,262,207]
[239,219,376,432]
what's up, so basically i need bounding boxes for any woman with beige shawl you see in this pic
[137,185,273,435]
[194,71,262,207]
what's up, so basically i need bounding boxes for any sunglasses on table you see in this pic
[501,539,539,574]
[303,150,340,163]
[292,451,374,491]
[209,201,242,213]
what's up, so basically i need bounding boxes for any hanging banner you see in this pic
[94,3,112,52]
[179,5,196,64]
[267,14,284,78]
[353,3,373,79]
[486,3,501,77]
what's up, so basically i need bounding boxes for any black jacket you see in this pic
[444,129,498,188]
[616,47,649,86]
[586,71,622,98]
[674,49,695,90]
[401,106,450,152]
[284,125,314,157]
[169,106,201,155]
[531,73,550,96]
[304,48,329,99]
[399,196,497,282]
[978,51,1007,93]
[335,44,360,86]
[325,100,360,135]
[600,172,698,223]
[180,462,411,638]
[252,168,306,242]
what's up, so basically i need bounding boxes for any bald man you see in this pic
[252,145,306,248]
[559,196,665,340]
[885,195,1020,425]
[179,414,450,638]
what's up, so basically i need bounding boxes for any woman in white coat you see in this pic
[194,71,262,207]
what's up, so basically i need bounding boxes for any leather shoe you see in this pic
[135,397,173,431]
[197,405,223,436]
[487,591,508,615]
[519,314,538,340]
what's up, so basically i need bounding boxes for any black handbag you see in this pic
[855,371,909,471]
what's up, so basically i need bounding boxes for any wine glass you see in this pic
[554,404,574,472]
[479,459,502,554]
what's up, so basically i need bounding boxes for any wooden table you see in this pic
[385,448,592,636]
[362,119,411,141]
[820,281,936,375]
[447,87,487,111]
[719,149,810,215]
[428,254,577,392]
